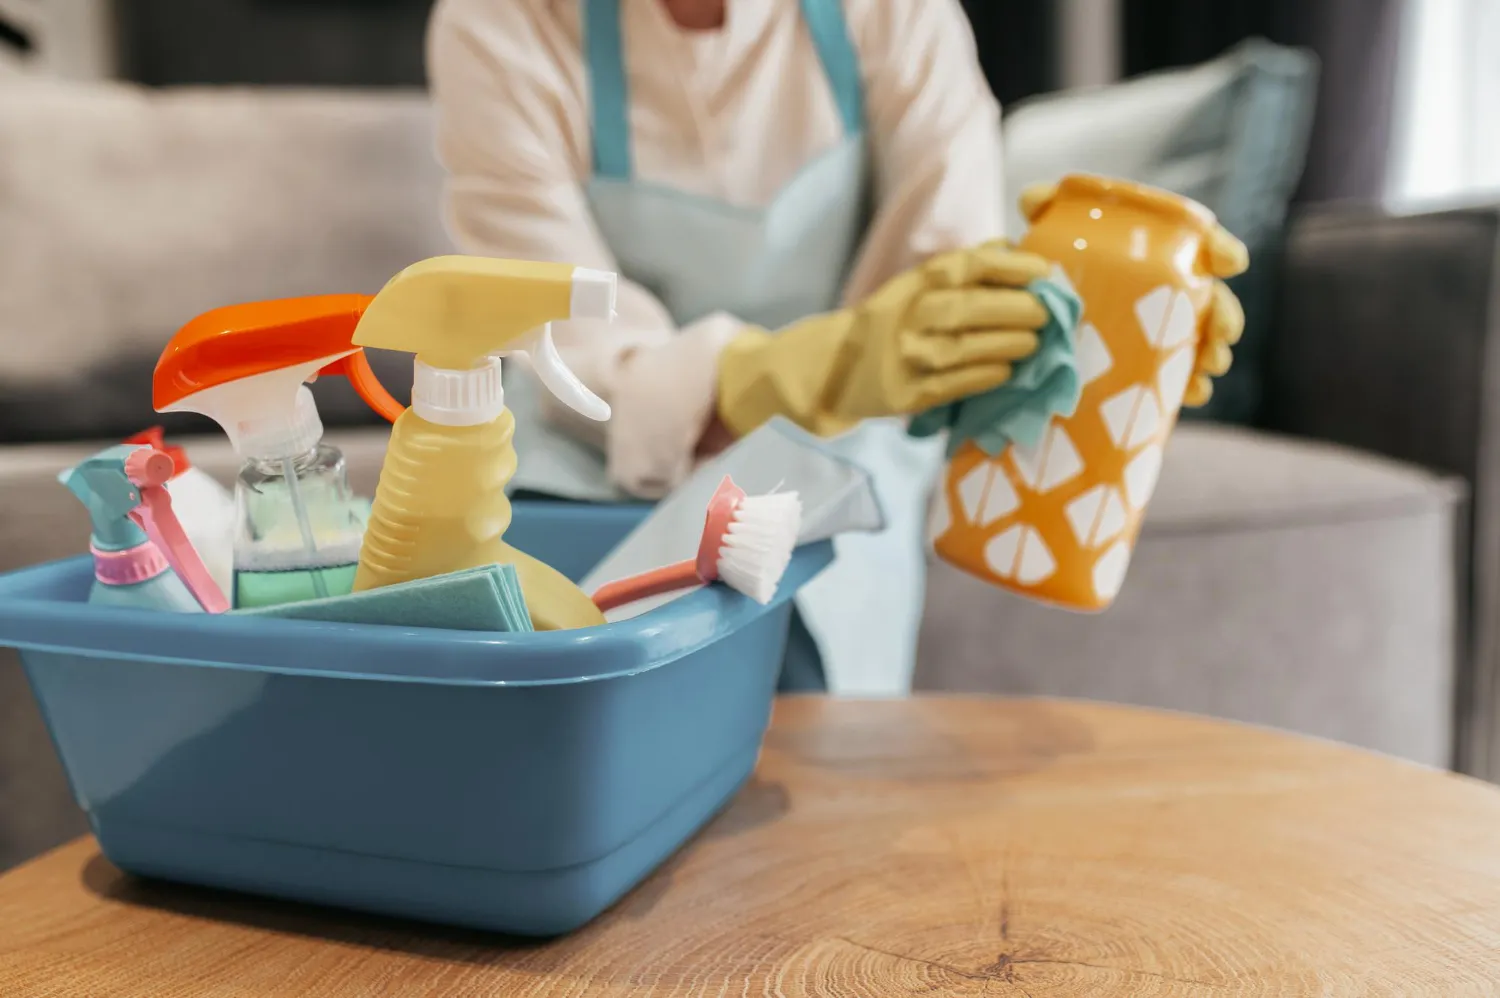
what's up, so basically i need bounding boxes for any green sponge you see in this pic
[234,563,533,632]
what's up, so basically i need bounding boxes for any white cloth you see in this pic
[428,0,1008,497]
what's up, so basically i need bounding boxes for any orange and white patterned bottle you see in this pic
[933,175,1238,611]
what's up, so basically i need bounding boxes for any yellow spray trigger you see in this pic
[352,255,616,422]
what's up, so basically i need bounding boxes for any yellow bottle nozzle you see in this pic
[352,256,617,423]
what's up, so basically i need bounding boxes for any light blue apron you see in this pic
[506,0,945,694]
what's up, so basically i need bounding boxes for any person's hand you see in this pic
[839,242,1053,417]
[1183,230,1248,407]
[1019,181,1249,408]
[716,242,1051,438]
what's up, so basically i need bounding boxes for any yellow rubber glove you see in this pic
[1186,235,1249,407]
[717,242,1051,438]
[1019,181,1249,407]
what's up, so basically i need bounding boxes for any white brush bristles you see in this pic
[715,492,802,604]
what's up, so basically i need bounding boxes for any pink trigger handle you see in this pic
[124,447,230,614]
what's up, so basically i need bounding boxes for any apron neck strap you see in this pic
[585,0,634,180]
[800,0,863,138]
[585,0,864,181]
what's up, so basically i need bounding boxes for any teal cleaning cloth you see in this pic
[234,564,534,632]
[909,277,1084,457]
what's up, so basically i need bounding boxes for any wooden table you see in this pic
[3,698,1500,996]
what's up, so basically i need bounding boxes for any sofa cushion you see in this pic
[914,423,1462,767]
[1142,423,1457,530]
[1003,39,1319,425]
[0,79,448,445]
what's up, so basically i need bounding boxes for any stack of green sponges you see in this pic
[235,563,533,632]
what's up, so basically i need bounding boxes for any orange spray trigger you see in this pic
[319,351,405,424]
[155,294,405,450]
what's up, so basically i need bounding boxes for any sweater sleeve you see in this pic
[426,0,741,498]
[841,0,1010,302]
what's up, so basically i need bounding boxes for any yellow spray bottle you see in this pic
[351,255,616,630]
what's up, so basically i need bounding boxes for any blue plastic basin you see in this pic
[0,501,833,936]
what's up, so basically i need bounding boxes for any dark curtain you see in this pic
[116,0,435,86]
[959,1,1059,109]
[1124,0,1404,202]
[114,0,1062,103]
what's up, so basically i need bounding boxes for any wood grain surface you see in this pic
[3,697,1500,996]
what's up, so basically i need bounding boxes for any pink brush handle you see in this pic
[590,476,749,614]
[591,559,702,613]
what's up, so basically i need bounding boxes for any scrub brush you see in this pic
[591,476,802,611]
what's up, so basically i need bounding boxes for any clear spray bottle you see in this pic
[153,296,403,609]
[227,384,362,606]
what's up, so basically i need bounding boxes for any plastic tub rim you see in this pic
[0,543,832,687]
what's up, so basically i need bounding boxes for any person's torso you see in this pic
[581,0,869,329]
[530,0,855,209]
[504,0,948,696]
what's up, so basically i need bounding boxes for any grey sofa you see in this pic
[0,78,1491,872]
